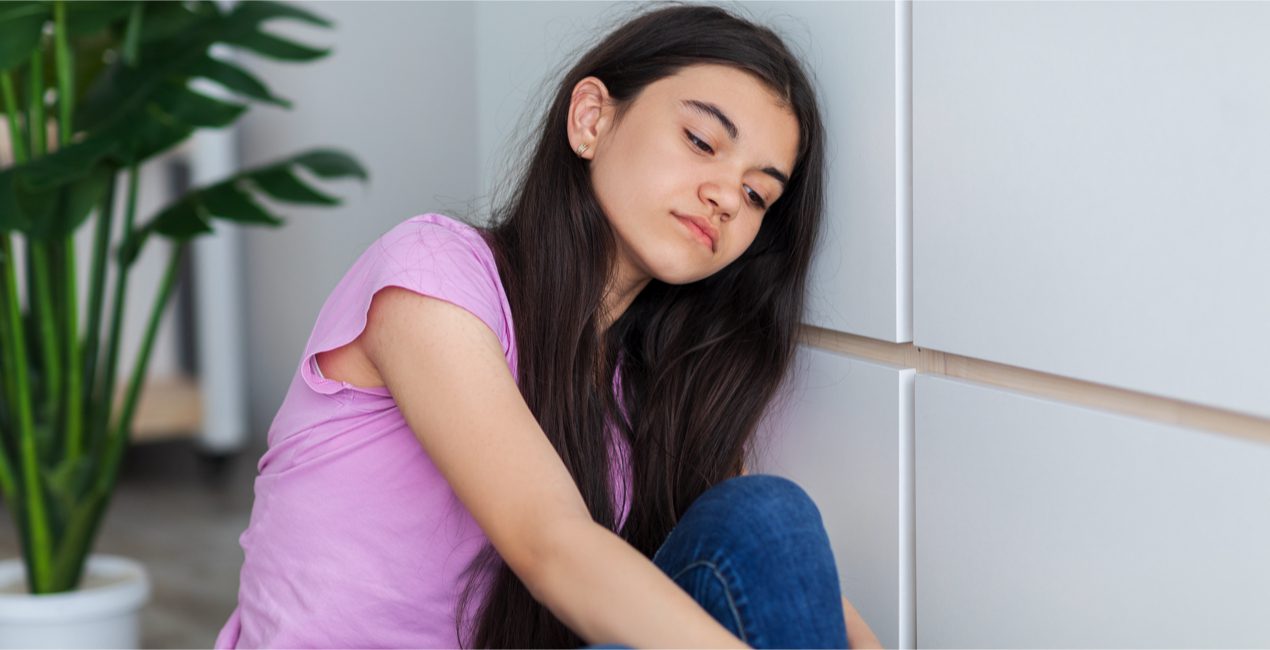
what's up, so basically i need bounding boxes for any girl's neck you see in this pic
[599,252,651,336]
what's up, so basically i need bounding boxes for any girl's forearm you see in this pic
[530,518,750,648]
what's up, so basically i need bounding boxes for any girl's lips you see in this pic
[674,214,716,252]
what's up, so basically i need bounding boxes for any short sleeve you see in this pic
[298,214,514,399]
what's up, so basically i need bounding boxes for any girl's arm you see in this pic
[363,287,748,649]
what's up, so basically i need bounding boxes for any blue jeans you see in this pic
[586,474,850,649]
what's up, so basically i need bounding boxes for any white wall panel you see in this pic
[754,346,916,650]
[475,1,911,341]
[475,2,623,204]
[913,1,1270,418]
[748,1,910,341]
[915,374,1270,648]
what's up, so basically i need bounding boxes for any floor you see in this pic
[0,437,263,648]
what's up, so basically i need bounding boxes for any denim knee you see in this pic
[650,475,845,650]
[695,473,824,533]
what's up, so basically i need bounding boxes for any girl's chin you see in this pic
[651,264,716,286]
[632,238,719,285]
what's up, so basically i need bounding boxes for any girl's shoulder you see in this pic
[297,213,517,402]
[378,213,494,262]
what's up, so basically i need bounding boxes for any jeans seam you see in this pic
[670,560,749,644]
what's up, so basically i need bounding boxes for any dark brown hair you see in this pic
[459,3,826,646]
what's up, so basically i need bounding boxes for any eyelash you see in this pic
[685,130,768,210]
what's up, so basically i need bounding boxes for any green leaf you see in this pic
[186,55,291,108]
[25,167,112,241]
[0,123,120,238]
[198,182,281,226]
[97,80,244,165]
[65,0,137,37]
[223,30,329,62]
[15,135,117,192]
[3,163,112,241]
[0,168,32,232]
[151,81,247,129]
[227,1,333,29]
[14,176,58,226]
[150,199,212,239]
[122,148,365,259]
[116,221,155,267]
[74,7,220,134]
[249,167,338,205]
[137,1,218,45]
[115,102,196,164]
[66,0,331,165]
[0,2,49,72]
[70,30,120,105]
[75,57,158,134]
[291,149,369,182]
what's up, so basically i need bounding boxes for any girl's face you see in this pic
[570,64,800,288]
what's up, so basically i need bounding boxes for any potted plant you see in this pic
[0,1,365,646]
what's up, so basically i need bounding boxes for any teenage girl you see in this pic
[216,3,881,648]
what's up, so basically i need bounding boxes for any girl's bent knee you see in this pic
[700,473,823,526]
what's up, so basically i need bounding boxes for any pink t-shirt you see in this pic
[215,213,633,648]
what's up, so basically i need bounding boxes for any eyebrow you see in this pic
[681,99,790,189]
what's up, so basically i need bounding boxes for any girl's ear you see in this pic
[567,76,613,160]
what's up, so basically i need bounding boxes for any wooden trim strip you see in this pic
[800,325,1270,447]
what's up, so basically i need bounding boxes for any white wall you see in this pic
[474,1,628,209]
[915,374,1270,648]
[913,0,1270,419]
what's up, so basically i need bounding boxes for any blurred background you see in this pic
[5,0,1270,647]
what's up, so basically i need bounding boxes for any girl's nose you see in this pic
[699,180,739,222]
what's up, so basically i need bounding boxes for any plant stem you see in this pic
[9,27,57,593]
[113,241,184,468]
[0,243,20,506]
[0,235,53,592]
[62,243,82,457]
[0,423,15,510]
[53,1,72,145]
[0,72,29,163]
[83,172,116,450]
[28,47,45,156]
[53,0,83,460]
[92,0,145,452]
[0,71,29,501]
[55,2,148,592]
[95,164,139,449]
[52,243,186,593]
[27,245,60,418]
[51,488,104,591]
[27,44,62,438]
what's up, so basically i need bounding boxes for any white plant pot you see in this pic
[0,554,151,649]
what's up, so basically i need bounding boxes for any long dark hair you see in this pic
[456,3,826,647]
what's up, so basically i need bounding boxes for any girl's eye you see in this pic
[686,130,714,154]
[745,186,768,210]
[686,129,766,210]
